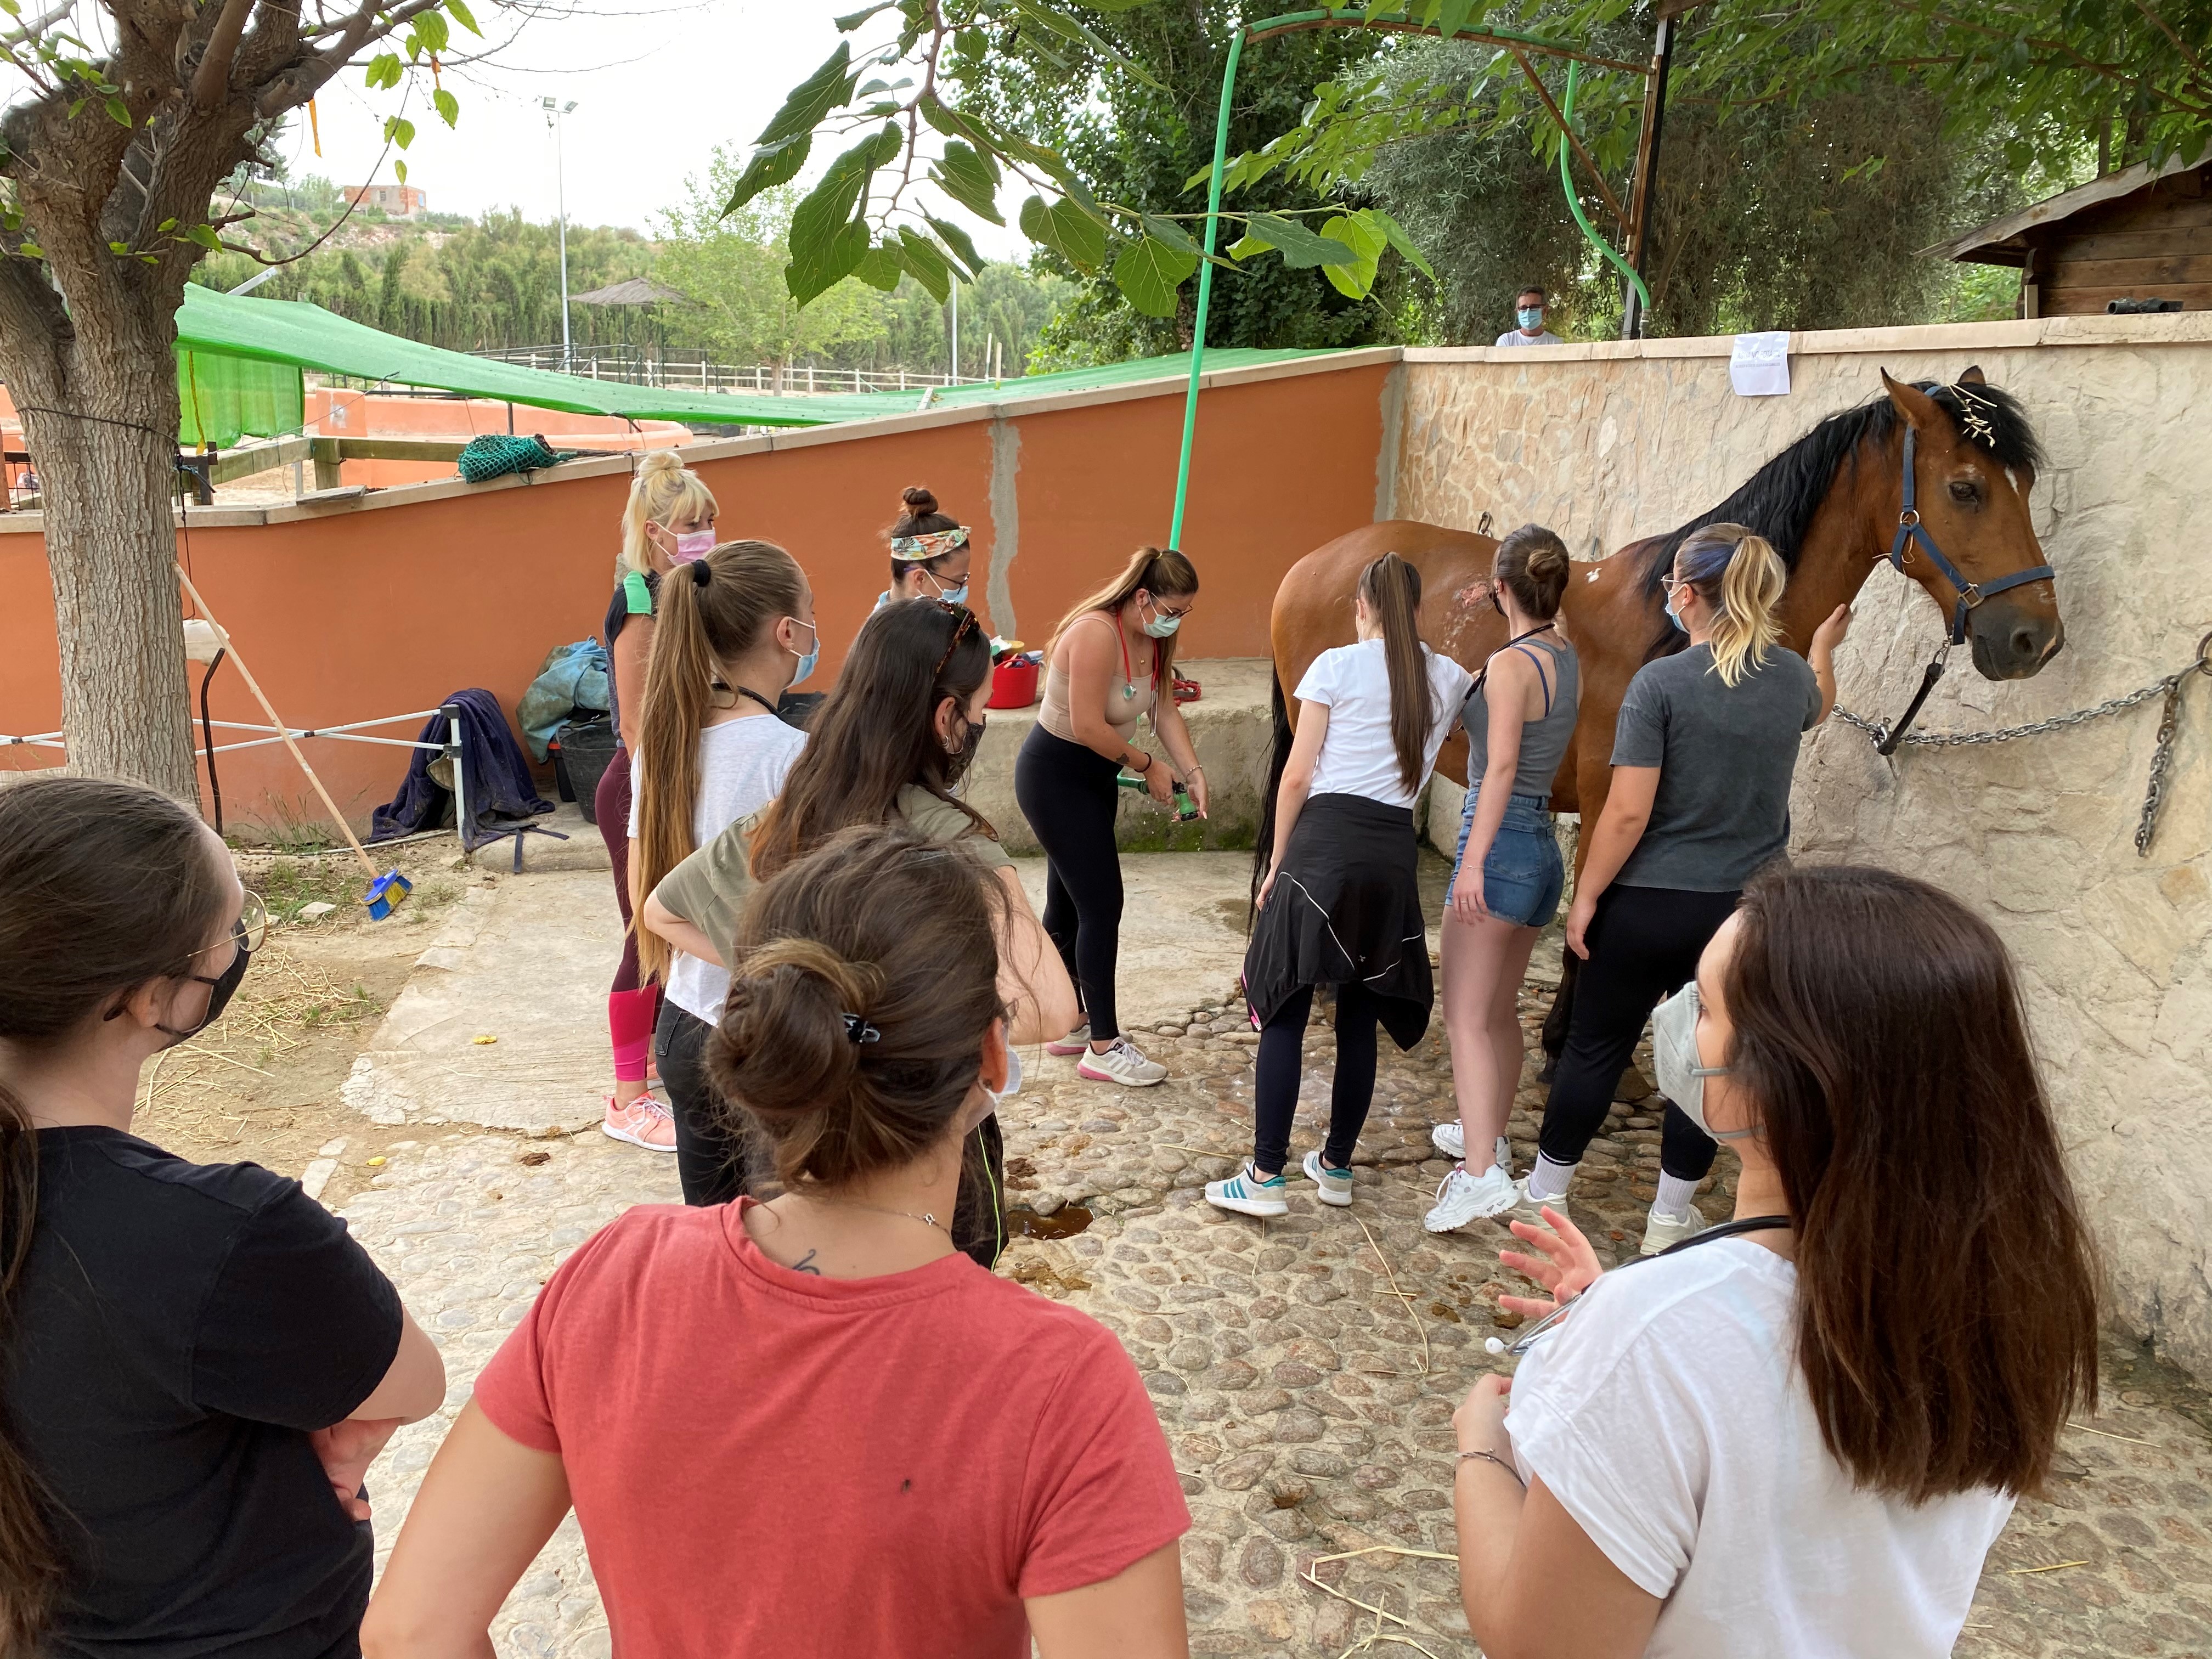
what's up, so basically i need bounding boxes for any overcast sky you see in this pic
[290,0,1031,259]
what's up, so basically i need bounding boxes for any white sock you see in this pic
[1527,1154,1577,1203]
[1653,1172,1701,1221]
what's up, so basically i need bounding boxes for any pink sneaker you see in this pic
[601,1094,678,1152]
[1045,1022,1091,1057]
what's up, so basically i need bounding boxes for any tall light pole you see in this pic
[543,97,577,371]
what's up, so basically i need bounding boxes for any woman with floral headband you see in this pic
[876,486,973,613]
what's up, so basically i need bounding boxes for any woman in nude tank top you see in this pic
[1013,547,1204,1088]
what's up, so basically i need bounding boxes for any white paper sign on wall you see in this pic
[1729,331,1792,397]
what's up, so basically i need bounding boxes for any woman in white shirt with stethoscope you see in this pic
[1449,863,2098,1658]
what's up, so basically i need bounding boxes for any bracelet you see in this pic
[1456,1448,1525,1486]
[1130,751,1152,772]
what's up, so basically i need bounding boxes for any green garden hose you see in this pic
[1558,61,1653,318]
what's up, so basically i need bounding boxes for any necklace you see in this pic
[796,1193,946,1234]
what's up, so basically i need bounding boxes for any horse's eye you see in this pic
[1948,479,1980,504]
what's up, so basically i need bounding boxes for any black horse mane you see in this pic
[1632,377,2046,605]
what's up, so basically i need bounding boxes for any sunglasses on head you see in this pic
[931,599,977,676]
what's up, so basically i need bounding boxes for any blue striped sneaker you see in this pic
[1302,1149,1355,1207]
[1205,1163,1288,1217]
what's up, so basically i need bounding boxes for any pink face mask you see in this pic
[665,527,716,565]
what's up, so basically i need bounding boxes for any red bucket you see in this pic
[987,657,1040,709]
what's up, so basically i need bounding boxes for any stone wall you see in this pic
[1391,314,2212,1378]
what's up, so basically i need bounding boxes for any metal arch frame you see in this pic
[1167,6,1678,546]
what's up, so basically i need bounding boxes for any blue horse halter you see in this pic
[1888,422,2056,647]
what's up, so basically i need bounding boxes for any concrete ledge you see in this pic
[964,657,1276,856]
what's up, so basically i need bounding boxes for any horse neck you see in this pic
[1776,439,1893,653]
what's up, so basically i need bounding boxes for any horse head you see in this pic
[1878,368,2062,681]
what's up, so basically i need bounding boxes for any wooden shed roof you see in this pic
[1933,155,2209,268]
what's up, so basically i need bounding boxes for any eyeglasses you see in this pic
[209,891,268,956]
[1658,574,1683,595]
[1147,596,1196,620]
[931,599,977,676]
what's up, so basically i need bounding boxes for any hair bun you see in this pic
[640,450,684,479]
[900,485,938,517]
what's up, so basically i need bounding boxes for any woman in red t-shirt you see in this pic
[364,823,1192,1659]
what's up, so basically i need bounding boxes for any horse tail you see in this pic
[1250,669,1293,923]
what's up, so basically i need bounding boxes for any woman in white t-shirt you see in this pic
[1209,552,1472,1218]
[1449,864,2100,1659]
[626,541,816,1198]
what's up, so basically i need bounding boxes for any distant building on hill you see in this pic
[345,183,426,218]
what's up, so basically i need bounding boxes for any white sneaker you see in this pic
[1513,1175,1567,1219]
[1045,1022,1091,1057]
[1640,1203,1709,1256]
[1077,1036,1168,1087]
[1205,1162,1288,1217]
[1424,1164,1520,1232]
[1429,1122,1514,1178]
[1302,1149,1354,1206]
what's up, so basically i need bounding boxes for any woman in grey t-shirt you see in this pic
[1528,522,1849,1255]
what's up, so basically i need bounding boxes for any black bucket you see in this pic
[556,717,619,825]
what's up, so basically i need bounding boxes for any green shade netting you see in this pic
[177,347,304,448]
[174,282,1347,433]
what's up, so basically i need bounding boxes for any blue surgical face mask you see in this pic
[936,581,970,606]
[1664,589,1688,633]
[1141,595,1183,639]
[1517,305,1544,330]
[786,618,820,686]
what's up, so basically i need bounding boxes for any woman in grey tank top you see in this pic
[1426,526,1579,1234]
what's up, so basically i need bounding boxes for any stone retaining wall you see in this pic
[1391,315,2212,1378]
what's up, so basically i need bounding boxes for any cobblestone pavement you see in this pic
[351,981,2212,1658]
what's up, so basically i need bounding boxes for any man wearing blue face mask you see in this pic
[1494,285,1564,347]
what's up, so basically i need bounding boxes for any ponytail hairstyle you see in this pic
[0,777,238,1651]
[633,540,806,980]
[749,599,995,881]
[708,823,1009,1192]
[884,485,968,589]
[1049,545,1200,680]
[1359,552,1435,795]
[618,452,719,581]
[1493,523,1571,620]
[1724,864,2099,1502]
[1677,521,1786,688]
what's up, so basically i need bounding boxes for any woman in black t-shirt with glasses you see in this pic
[0,778,444,1659]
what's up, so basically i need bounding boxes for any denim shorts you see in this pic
[1446,785,1565,928]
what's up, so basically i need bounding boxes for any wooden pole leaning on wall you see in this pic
[173,563,413,918]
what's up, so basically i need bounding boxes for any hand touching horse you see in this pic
[1264,368,2061,1069]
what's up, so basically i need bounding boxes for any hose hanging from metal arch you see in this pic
[200,651,227,837]
[1557,61,1653,318]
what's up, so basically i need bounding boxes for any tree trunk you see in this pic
[9,311,199,803]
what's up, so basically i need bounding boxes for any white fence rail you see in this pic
[467,345,1001,398]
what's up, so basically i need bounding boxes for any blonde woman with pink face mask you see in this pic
[596,452,719,1153]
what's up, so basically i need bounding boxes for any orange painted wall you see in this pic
[0,361,1388,831]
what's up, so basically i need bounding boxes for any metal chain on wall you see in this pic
[1833,629,2212,857]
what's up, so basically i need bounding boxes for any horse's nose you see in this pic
[1972,604,2063,679]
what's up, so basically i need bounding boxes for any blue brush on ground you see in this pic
[175,566,412,918]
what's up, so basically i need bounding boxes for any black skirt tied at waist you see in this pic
[1243,793,1432,1051]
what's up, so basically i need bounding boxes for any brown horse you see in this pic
[1261,368,2062,1063]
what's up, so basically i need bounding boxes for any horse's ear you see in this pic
[1958,364,1987,386]
[1880,369,1944,432]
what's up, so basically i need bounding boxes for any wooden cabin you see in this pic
[1936,155,2212,318]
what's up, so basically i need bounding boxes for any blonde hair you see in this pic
[619,452,719,580]
[1048,546,1200,680]
[1677,522,1786,689]
[633,540,805,981]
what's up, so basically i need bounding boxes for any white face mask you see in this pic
[1651,981,1753,1141]
[1140,595,1183,639]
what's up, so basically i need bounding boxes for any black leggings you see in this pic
[1253,983,1381,1176]
[658,1001,1008,1269]
[1014,724,1125,1042]
[658,1000,755,1207]
[1539,884,1741,1183]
